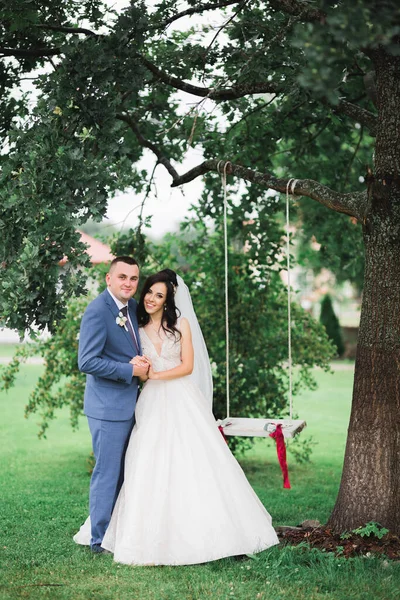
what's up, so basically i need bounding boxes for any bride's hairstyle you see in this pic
[137,269,181,338]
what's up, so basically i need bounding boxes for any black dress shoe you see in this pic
[91,544,112,555]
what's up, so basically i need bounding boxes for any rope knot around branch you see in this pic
[286,178,299,196]
[217,160,233,177]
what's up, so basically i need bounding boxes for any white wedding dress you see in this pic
[74,326,279,565]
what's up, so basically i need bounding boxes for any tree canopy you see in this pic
[1,1,400,534]
[1,0,391,332]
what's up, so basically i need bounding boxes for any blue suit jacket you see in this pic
[78,289,142,421]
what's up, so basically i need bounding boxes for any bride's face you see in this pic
[144,282,167,317]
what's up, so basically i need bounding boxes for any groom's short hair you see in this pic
[109,256,139,273]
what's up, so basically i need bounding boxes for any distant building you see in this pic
[59,230,114,266]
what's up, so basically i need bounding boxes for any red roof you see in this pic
[59,230,114,266]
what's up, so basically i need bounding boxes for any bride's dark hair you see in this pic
[137,269,181,338]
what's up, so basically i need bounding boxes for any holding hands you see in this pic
[144,356,157,380]
[130,356,150,379]
[130,355,158,381]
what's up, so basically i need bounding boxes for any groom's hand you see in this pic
[130,356,150,378]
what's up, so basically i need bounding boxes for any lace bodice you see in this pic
[139,327,182,372]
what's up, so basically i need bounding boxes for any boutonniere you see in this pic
[116,312,128,331]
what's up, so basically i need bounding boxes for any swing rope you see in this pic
[217,161,301,434]
[218,160,232,419]
[286,178,298,420]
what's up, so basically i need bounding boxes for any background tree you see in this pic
[320,294,345,358]
[1,1,400,533]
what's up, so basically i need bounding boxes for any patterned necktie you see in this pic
[120,306,139,354]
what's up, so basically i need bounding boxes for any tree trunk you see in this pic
[328,49,400,534]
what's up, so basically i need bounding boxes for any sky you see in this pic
[105,129,206,240]
[103,1,222,238]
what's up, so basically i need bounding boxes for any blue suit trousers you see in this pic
[87,416,134,547]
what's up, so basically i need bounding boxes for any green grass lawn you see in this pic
[0,343,42,359]
[0,344,19,357]
[1,365,399,600]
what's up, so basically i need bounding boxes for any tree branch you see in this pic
[268,0,325,22]
[0,23,98,59]
[151,0,325,29]
[139,55,280,99]
[150,0,243,30]
[0,47,62,58]
[139,57,377,139]
[35,24,97,36]
[115,112,180,181]
[335,99,377,136]
[115,109,367,219]
[0,44,377,140]
[170,160,367,220]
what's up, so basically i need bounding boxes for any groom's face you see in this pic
[106,261,139,303]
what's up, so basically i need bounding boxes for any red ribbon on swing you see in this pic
[269,424,291,489]
[218,425,228,443]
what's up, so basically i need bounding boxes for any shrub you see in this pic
[320,294,345,357]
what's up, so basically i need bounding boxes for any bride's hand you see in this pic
[141,355,151,367]
[144,356,158,380]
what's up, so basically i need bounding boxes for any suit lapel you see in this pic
[102,290,137,354]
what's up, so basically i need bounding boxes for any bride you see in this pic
[74,269,279,565]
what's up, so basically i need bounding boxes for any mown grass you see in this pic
[1,364,399,600]
[0,344,19,357]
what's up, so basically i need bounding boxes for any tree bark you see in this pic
[328,49,400,534]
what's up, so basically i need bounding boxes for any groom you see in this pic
[78,256,148,552]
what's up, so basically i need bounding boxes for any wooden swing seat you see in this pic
[219,417,306,439]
